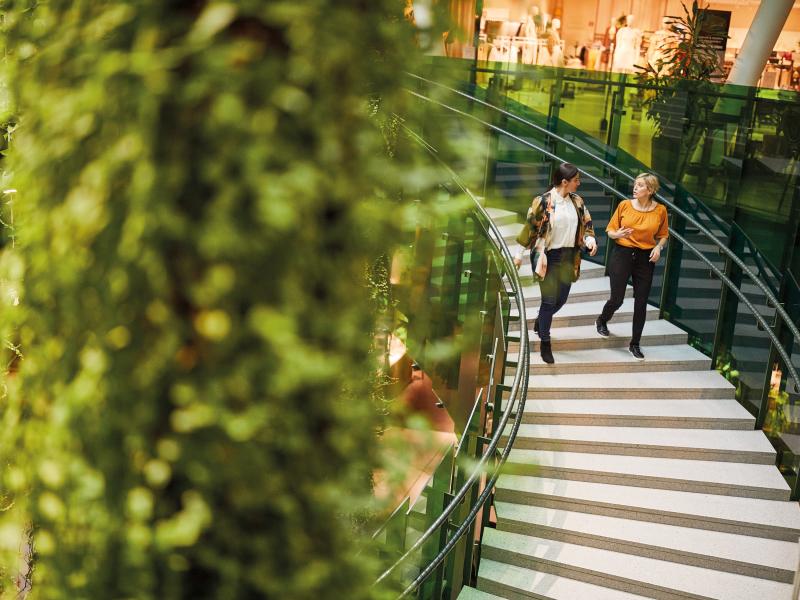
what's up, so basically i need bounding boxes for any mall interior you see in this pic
[377,1,800,599]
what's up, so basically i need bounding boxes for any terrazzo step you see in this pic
[480,529,793,600]
[524,344,710,374]
[504,450,791,500]
[510,298,659,331]
[521,275,632,305]
[509,370,734,399]
[495,475,800,541]
[456,585,504,600]
[486,207,522,228]
[494,503,797,583]
[519,398,754,429]
[502,425,775,463]
[512,319,687,351]
[477,559,653,600]
[512,258,606,285]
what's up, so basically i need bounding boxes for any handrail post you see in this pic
[546,67,564,156]
[659,185,687,321]
[710,225,743,369]
[756,274,790,430]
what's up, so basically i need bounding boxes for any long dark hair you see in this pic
[552,162,579,187]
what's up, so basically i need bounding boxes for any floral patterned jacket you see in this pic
[526,190,595,282]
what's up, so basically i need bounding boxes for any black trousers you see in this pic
[599,243,656,345]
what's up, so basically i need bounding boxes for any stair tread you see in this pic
[523,275,617,299]
[496,475,800,536]
[515,297,658,320]
[481,529,793,600]
[513,369,734,390]
[547,318,684,338]
[494,502,797,573]
[478,559,653,600]
[524,399,754,421]
[506,449,791,493]
[526,344,709,368]
[456,585,504,600]
[507,424,775,456]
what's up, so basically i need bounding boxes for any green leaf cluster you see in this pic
[636,0,725,139]
[0,1,466,598]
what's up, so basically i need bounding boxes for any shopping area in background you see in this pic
[442,0,800,90]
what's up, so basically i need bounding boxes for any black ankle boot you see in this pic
[596,317,609,337]
[540,340,554,364]
[629,343,645,360]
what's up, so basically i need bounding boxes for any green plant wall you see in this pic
[0,1,461,598]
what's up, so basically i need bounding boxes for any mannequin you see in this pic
[647,17,674,74]
[612,14,642,73]
[602,17,617,69]
[548,18,564,67]
[518,6,539,65]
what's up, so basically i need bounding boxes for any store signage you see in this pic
[698,9,731,81]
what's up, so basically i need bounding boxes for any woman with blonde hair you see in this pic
[596,173,668,360]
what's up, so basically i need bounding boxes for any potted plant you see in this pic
[636,0,725,182]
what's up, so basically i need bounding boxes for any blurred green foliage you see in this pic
[0,1,468,598]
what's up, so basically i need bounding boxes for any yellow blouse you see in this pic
[607,200,669,250]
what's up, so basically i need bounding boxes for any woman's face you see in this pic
[565,173,581,193]
[633,179,651,200]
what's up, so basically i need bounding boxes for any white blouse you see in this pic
[547,187,578,249]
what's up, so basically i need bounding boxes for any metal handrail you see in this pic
[373,125,530,594]
[412,70,782,281]
[404,84,800,413]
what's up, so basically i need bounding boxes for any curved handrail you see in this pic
[404,85,800,414]
[373,124,530,594]
[412,71,783,289]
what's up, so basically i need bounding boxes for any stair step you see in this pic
[477,559,653,600]
[522,276,631,304]
[524,344,710,374]
[486,207,522,228]
[456,585,504,600]
[520,399,754,429]
[529,319,687,351]
[514,257,606,284]
[511,298,659,330]
[494,503,797,583]
[496,475,800,542]
[509,370,735,399]
[503,425,775,463]
[480,529,793,600]
[504,450,791,500]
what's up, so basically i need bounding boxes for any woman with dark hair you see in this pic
[596,173,668,360]
[515,162,597,364]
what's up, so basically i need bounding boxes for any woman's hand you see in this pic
[610,227,634,240]
[513,257,523,270]
[535,251,547,278]
[649,245,662,263]
[585,237,598,256]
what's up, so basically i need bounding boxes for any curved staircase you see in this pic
[458,208,800,600]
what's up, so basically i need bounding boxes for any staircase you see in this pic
[457,208,800,600]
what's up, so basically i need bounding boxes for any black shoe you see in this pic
[540,340,554,364]
[533,317,539,336]
[596,317,609,337]
[628,343,645,361]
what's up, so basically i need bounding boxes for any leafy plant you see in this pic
[636,1,725,179]
[0,1,470,599]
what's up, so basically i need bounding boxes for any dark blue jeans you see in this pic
[534,247,575,342]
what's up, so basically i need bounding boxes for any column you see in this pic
[726,0,794,88]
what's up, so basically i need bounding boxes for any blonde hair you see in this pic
[635,173,660,198]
